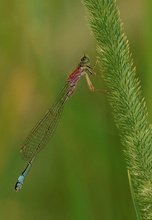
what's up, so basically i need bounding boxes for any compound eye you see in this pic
[80,55,90,64]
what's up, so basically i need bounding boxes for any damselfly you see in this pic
[15,55,101,191]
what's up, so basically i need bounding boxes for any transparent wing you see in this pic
[20,83,70,161]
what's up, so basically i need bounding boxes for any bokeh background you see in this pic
[0,0,150,219]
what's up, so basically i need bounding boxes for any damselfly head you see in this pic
[15,180,23,192]
[80,54,90,66]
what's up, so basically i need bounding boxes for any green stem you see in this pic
[82,0,152,219]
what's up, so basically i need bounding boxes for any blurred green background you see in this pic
[0,0,151,219]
